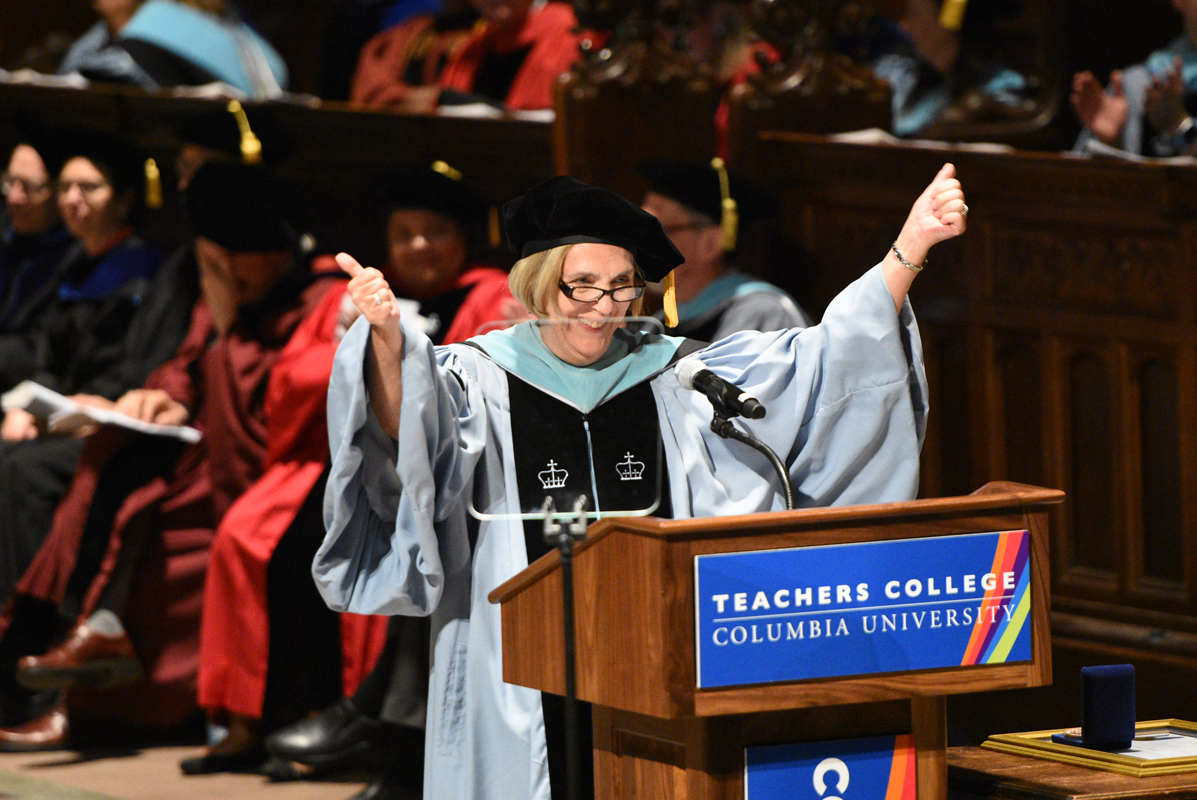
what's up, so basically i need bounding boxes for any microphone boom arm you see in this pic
[710,413,795,511]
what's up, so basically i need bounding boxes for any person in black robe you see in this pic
[0,132,197,606]
[0,139,73,333]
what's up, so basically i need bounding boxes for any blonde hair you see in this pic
[508,243,646,318]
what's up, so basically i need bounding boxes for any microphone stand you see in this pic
[710,412,795,511]
[541,495,589,800]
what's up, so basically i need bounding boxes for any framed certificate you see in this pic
[982,720,1197,777]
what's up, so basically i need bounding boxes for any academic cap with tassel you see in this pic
[638,158,780,325]
[380,160,492,230]
[501,176,683,317]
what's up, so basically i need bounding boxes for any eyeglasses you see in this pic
[558,280,645,303]
[1,174,52,197]
[56,179,110,197]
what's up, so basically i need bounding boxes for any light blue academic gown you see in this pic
[313,262,928,800]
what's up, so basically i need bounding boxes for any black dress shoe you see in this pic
[258,754,314,782]
[179,744,268,775]
[347,773,421,800]
[265,698,389,769]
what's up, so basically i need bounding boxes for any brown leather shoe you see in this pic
[0,701,69,752]
[16,622,143,691]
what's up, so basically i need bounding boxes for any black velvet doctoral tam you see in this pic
[501,175,682,282]
[185,162,298,252]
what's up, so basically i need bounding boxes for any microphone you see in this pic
[675,357,765,419]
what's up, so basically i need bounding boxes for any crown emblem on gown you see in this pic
[616,452,644,481]
[539,460,568,489]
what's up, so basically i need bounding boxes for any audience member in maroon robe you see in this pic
[0,162,344,751]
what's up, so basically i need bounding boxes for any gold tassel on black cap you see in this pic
[431,160,462,181]
[710,157,738,252]
[227,100,262,165]
[144,157,162,209]
[662,270,678,328]
[939,0,968,30]
[431,160,500,246]
[488,206,502,249]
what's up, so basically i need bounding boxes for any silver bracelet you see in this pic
[891,241,925,273]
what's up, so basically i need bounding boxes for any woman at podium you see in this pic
[314,166,967,800]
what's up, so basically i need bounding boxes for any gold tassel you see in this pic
[431,160,462,181]
[710,157,737,252]
[227,100,263,164]
[661,270,678,328]
[144,158,162,209]
[432,160,496,244]
[939,0,968,31]
[488,206,501,248]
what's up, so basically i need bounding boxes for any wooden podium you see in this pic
[489,482,1062,800]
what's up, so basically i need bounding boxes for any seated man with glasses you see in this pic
[639,159,811,341]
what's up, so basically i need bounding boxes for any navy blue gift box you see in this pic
[1051,664,1136,751]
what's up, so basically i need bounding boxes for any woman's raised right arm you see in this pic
[336,252,404,439]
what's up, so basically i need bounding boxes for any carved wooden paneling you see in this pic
[797,208,897,314]
[920,324,973,501]
[725,53,891,176]
[989,227,1180,318]
[1133,353,1185,592]
[994,334,1046,489]
[553,62,720,203]
[753,134,1197,739]
[1062,347,1118,575]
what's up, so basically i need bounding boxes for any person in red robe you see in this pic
[256,164,521,799]
[187,162,519,780]
[436,0,587,111]
[349,3,479,109]
[0,162,345,751]
[351,0,596,112]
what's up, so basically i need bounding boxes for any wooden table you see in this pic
[949,746,1197,800]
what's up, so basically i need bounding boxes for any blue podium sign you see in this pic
[694,530,1031,688]
[745,734,916,800]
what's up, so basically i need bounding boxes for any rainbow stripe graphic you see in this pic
[960,530,1031,665]
[884,734,917,800]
